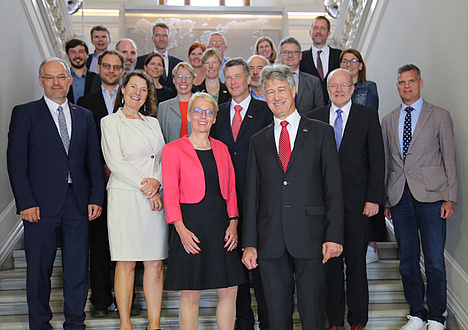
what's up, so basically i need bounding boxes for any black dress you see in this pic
[164,149,246,290]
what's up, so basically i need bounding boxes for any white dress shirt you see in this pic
[229,95,252,125]
[329,100,352,136]
[274,110,301,153]
[44,95,72,139]
[311,44,331,77]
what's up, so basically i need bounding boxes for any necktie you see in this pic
[232,105,242,141]
[402,106,413,162]
[57,106,70,154]
[334,109,343,150]
[316,50,324,80]
[279,121,291,173]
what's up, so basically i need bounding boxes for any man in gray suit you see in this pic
[382,64,457,330]
[278,37,324,115]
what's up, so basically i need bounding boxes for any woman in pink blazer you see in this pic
[162,92,245,329]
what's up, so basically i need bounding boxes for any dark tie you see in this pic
[232,105,242,141]
[279,121,291,173]
[57,106,70,154]
[334,109,343,150]
[402,106,413,162]
[316,50,324,80]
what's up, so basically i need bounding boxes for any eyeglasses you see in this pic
[210,41,225,46]
[100,63,123,71]
[328,83,353,89]
[40,74,69,82]
[175,74,193,80]
[340,59,360,65]
[281,50,300,56]
[192,108,215,117]
[153,33,168,38]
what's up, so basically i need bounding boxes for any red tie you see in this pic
[279,120,291,173]
[232,105,242,141]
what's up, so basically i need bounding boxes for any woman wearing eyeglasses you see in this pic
[339,48,379,111]
[157,62,196,143]
[192,48,231,105]
[162,92,245,330]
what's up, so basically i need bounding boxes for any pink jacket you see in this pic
[161,136,238,224]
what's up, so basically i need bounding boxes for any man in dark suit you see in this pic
[135,22,182,91]
[77,50,125,318]
[242,64,344,330]
[308,68,385,330]
[86,25,111,73]
[65,39,97,103]
[382,64,457,330]
[278,36,324,115]
[211,58,272,330]
[7,58,105,330]
[300,16,341,103]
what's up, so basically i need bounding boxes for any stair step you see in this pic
[376,242,400,260]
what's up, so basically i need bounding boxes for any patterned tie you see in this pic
[232,105,242,141]
[402,106,413,162]
[57,106,70,154]
[334,109,343,150]
[316,50,324,80]
[279,121,291,173]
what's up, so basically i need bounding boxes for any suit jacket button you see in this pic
[151,155,155,159]
[283,181,288,185]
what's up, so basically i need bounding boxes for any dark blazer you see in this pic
[243,116,344,259]
[7,97,105,216]
[300,46,341,103]
[296,71,324,115]
[86,55,92,70]
[135,53,182,91]
[211,98,272,216]
[308,103,385,212]
[192,80,231,105]
[67,70,97,104]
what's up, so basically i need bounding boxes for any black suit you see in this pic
[243,115,344,329]
[211,98,272,329]
[308,103,384,327]
[192,80,231,105]
[77,90,113,308]
[300,46,341,103]
[67,70,97,104]
[135,53,182,91]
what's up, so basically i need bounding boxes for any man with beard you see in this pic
[77,50,125,318]
[65,39,97,103]
[248,54,268,101]
[300,16,341,103]
[116,38,137,75]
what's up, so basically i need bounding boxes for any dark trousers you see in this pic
[236,266,269,329]
[326,210,369,326]
[391,185,447,324]
[259,250,326,330]
[88,194,113,307]
[24,187,89,330]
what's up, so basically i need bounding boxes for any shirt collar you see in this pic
[400,97,423,114]
[311,44,329,56]
[331,100,352,118]
[274,109,301,128]
[44,95,68,112]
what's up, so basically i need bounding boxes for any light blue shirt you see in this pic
[89,52,99,73]
[101,85,119,115]
[398,97,423,157]
[70,69,87,103]
[249,87,266,101]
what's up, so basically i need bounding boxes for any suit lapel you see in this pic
[236,100,257,141]
[287,117,309,172]
[340,104,360,151]
[265,124,283,171]
[389,108,402,160]
[409,101,432,150]
[40,98,68,155]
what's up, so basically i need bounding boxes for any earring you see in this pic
[144,106,147,112]
[121,98,124,105]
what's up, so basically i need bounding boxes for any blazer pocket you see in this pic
[306,205,326,216]
[421,166,448,192]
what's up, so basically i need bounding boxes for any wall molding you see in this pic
[446,252,468,328]
[0,201,23,269]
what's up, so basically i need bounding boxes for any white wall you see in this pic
[363,0,468,324]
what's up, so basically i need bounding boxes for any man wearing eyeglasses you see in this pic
[300,16,341,103]
[208,32,229,83]
[7,58,105,330]
[135,22,182,91]
[278,37,324,116]
[211,58,272,330]
[308,68,385,330]
[77,50,126,318]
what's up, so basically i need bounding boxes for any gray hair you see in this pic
[278,36,302,53]
[115,38,137,52]
[398,64,421,80]
[223,57,250,78]
[38,57,70,77]
[247,54,269,66]
[327,68,353,86]
[261,64,295,91]
[209,32,227,46]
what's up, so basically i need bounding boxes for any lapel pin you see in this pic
[302,128,308,132]
[248,115,253,119]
